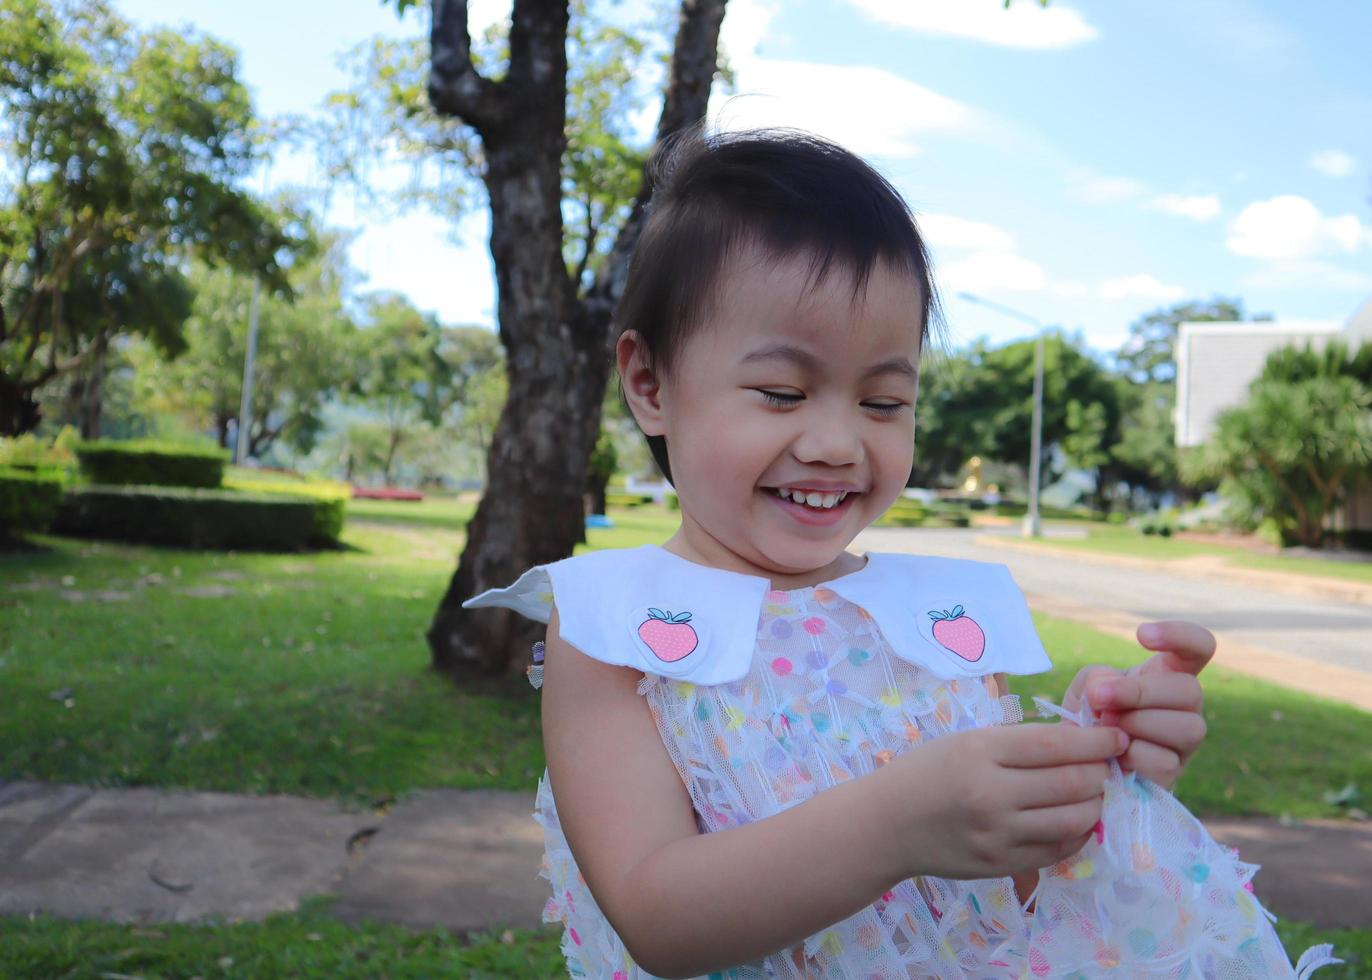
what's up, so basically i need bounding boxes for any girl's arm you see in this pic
[543,609,1124,979]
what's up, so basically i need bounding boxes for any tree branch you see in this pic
[428,0,505,132]
[581,0,727,334]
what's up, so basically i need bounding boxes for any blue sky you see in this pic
[112,0,1372,354]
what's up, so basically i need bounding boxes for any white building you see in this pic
[1174,295,1372,533]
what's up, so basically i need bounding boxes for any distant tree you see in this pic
[130,229,355,458]
[0,0,299,435]
[1110,378,1178,508]
[351,294,444,484]
[1116,297,1253,386]
[914,335,1122,508]
[1185,341,1372,548]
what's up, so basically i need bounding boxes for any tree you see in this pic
[352,294,443,484]
[363,0,727,677]
[1110,297,1271,505]
[0,0,300,435]
[132,228,356,458]
[1185,341,1372,548]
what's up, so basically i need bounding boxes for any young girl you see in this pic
[466,130,1336,978]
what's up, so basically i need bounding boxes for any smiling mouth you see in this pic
[767,487,858,510]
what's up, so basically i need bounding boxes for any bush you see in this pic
[224,477,348,544]
[75,440,228,489]
[877,498,928,527]
[53,486,325,551]
[0,467,64,539]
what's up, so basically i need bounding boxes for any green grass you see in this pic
[0,522,541,802]
[5,503,1368,816]
[1031,522,1372,583]
[343,495,478,533]
[0,897,565,979]
[5,502,1371,973]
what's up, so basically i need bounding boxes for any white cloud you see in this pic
[942,250,1048,293]
[1227,195,1370,259]
[712,62,977,159]
[1239,259,1372,293]
[1098,274,1187,302]
[1068,171,1146,205]
[1149,193,1221,222]
[1308,149,1357,178]
[917,213,1015,252]
[844,0,1098,49]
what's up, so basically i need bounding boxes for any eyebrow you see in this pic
[740,343,918,381]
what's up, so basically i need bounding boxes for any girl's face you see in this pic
[620,246,923,587]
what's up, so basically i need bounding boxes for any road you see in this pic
[855,526,1372,679]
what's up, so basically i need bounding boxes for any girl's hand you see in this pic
[1063,620,1216,790]
[882,722,1127,880]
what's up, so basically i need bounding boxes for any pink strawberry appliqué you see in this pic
[928,604,985,662]
[638,609,699,663]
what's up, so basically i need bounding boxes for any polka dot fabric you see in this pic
[533,582,1336,978]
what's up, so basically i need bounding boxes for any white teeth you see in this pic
[773,488,849,509]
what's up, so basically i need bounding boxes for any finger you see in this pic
[1064,665,1122,713]
[1118,709,1207,757]
[1010,761,1111,809]
[997,724,1128,769]
[1118,738,1183,786]
[1087,672,1203,714]
[1136,621,1217,677]
[1015,796,1103,846]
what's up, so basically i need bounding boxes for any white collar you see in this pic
[464,544,1050,684]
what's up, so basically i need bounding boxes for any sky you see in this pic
[112,0,1372,355]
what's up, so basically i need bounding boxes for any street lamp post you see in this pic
[235,279,261,466]
[956,292,1046,538]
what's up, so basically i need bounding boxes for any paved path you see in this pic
[4,779,1372,936]
[856,527,1372,709]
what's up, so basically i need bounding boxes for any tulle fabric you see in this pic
[533,583,1335,978]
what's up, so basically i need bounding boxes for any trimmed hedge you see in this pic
[53,486,329,551]
[223,477,348,544]
[75,440,228,489]
[0,467,64,539]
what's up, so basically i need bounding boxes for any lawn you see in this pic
[3,500,1369,975]
[1029,522,1372,584]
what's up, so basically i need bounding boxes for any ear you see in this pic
[616,330,667,436]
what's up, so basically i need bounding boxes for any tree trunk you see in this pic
[0,376,42,436]
[77,334,108,439]
[425,0,727,678]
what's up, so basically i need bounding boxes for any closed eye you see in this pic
[754,389,804,407]
[863,401,907,417]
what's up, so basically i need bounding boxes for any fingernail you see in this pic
[1139,623,1162,646]
[1116,730,1130,754]
[1096,680,1118,703]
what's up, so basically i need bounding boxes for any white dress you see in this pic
[466,545,1336,979]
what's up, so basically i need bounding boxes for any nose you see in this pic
[790,404,864,468]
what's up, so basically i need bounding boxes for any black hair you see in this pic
[614,127,942,483]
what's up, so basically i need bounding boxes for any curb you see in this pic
[978,535,1372,606]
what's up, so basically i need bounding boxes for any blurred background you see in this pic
[2,1,1370,976]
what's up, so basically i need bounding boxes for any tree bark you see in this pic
[425,0,727,678]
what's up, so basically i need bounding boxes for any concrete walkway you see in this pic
[3,778,1371,935]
